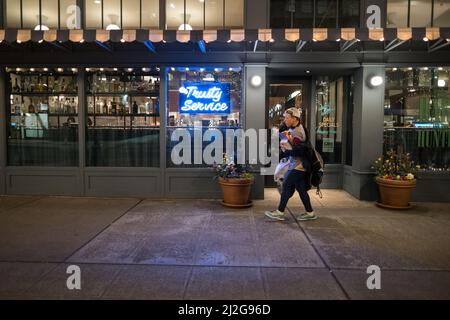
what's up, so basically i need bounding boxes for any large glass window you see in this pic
[122,0,141,29]
[166,0,243,30]
[270,0,358,28]
[315,77,344,164]
[142,0,160,28]
[387,0,408,27]
[434,0,450,27]
[339,0,360,27]
[85,0,102,29]
[5,0,21,28]
[103,0,121,30]
[166,67,242,168]
[41,0,59,30]
[410,0,432,27]
[22,0,40,29]
[384,67,450,171]
[7,67,79,167]
[86,68,160,167]
[315,0,337,28]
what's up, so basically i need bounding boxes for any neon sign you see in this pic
[179,82,231,114]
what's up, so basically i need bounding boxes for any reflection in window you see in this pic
[315,0,337,27]
[167,67,242,168]
[5,0,21,28]
[85,0,102,29]
[7,68,79,167]
[410,0,432,27]
[205,0,224,29]
[142,0,160,28]
[122,0,141,29]
[86,68,161,167]
[102,0,121,30]
[384,67,450,171]
[225,0,244,28]
[434,0,450,27]
[166,0,185,30]
[22,0,40,29]
[41,0,59,29]
[315,78,344,164]
[387,0,408,27]
[339,0,360,28]
[187,0,205,30]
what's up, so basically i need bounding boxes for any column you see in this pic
[0,68,6,194]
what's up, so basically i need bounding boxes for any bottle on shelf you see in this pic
[13,78,21,93]
[52,77,61,93]
[61,79,67,92]
[64,98,71,114]
[71,98,77,114]
[103,99,108,115]
[111,100,117,115]
[132,101,139,115]
[88,100,94,114]
[28,102,35,113]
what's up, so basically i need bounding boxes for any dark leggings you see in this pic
[278,170,313,213]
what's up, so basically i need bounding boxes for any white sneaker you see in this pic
[297,212,317,221]
[264,210,286,221]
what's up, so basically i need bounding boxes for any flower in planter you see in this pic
[213,153,254,180]
[371,149,417,180]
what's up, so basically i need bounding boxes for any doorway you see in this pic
[265,77,312,187]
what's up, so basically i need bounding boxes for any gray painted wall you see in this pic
[345,64,385,201]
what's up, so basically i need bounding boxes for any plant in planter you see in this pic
[372,150,419,209]
[213,154,254,208]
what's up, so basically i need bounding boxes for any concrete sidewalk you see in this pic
[0,189,449,300]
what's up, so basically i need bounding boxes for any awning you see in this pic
[1,27,449,44]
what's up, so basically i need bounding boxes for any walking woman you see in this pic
[265,107,317,222]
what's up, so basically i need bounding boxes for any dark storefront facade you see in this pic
[0,0,449,201]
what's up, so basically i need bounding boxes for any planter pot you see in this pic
[218,177,254,208]
[375,177,417,209]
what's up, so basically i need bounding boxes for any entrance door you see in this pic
[265,78,311,187]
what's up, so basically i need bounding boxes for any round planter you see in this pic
[218,177,254,208]
[375,177,417,210]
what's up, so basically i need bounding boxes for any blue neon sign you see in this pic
[179,82,231,114]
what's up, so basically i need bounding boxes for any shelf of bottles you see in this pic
[86,68,160,129]
[7,68,79,139]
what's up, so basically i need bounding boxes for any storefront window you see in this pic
[141,0,160,28]
[86,68,160,167]
[166,67,242,168]
[22,0,40,29]
[7,67,79,167]
[41,0,59,29]
[384,67,450,171]
[225,0,244,29]
[315,77,344,164]
[85,0,102,29]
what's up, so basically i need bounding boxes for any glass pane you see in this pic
[123,0,140,29]
[387,0,408,27]
[22,0,40,29]
[167,67,242,168]
[186,0,204,30]
[104,0,121,29]
[60,0,78,29]
[142,0,160,28]
[205,0,223,29]
[434,0,450,27]
[384,67,450,171]
[86,68,161,167]
[410,0,432,27]
[166,0,185,30]
[7,68,79,167]
[315,0,337,28]
[339,0,360,27]
[225,0,244,28]
[5,0,21,28]
[41,0,59,29]
[295,0,314,28]
[315,78,343,164]
[85,0,102,29]
[270,0,292,28]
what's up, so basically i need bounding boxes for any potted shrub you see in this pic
[213,154,254,208]
[372,150,419,209]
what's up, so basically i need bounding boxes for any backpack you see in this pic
[310,147,325,198]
